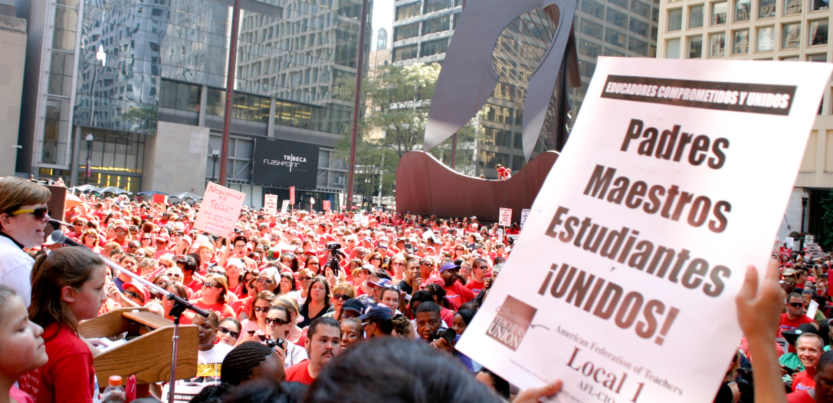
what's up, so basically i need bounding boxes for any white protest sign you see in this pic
[193,182,246,237]
[499,208,512,227]
[280,199,290,215]
[264,194,278,216]
[786,237,795,250]
[807,299,819,319]
[521,209,531,228]
[806,235,815,244]
[456,58,832,403]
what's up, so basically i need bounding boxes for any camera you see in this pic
[263,337,285,350]
[327,242,342,251]
[428,328,457,345]
[405,243,413,252]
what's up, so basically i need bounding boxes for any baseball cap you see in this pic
[439,262,461,273]
[370,278,394,288]
[783,323,820,346]
[123,282,149,303]
[358,305,393,322]
[225,258,245,269]
[342,298,367,315]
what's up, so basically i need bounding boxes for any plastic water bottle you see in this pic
[100,375,126,403]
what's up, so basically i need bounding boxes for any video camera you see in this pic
[326,242,344,275]
[428,328,457,345]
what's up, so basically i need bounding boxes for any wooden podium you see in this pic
[79,307,199,387]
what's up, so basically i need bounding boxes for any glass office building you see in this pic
[18,0,368,208]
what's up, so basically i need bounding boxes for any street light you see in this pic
[85,134,94,184]
[211,149,220,182]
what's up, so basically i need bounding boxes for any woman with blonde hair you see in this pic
[273,296,303,344]
[191,274,235,319]
[235,291,275,344]
[324,283,356,321]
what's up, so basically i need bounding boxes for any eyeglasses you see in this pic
[167,273,182,278]
[217,326,240,339]
[333,293,351,301]
[142,237,151,241]
[309,262,320,266]
[202,283,221,289]
[265,317,290,325]
[254,306,271,313]
[9,207,49,221]
[124,291,142,300]
[789,302,804,308]
[257,278,274,284]
[476,265,488,270]
[160,264,172,269]
[299,277,313,281]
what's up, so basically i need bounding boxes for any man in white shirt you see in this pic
[0,177,51,307]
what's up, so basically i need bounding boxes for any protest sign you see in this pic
[281,200,290,215]
[264,195,278,216]
[193,182,246,237]
[806,235,815,244]
[152,194,167,205]
[499,208,512,227]
[786,236,795,250]
[807,300,819,320]
[289,186,295,205]
[521,209,531,228]
[310,197,315,213]
[323,200,331,211]
[456,57,832,403]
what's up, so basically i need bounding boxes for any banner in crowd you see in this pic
[290,186,295,205]
[281,200,290,215]
[521,209,530,228]
[456,57,833,403]
[323,200,331,211]
[264,194,278,216]
[193,182,246,237]
[499,208,512,227]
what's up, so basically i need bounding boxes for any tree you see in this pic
[335,63,487,199]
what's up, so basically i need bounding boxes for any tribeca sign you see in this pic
[262,154,307,172]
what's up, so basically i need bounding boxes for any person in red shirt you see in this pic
[465,258,489,295]
[791,332,824,393]
[789,350,833,403]
[20,248,108,403]
[428,262,474,311]
[780,293,816,339]
[191,274,236,320]
[285,317,342,385]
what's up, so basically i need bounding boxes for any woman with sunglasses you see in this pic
[264,305,308,368]
[368,253,383,270]
[305,255,323,276]
[139,233,153,248]
[324,283,356,321]
[289,269,315,307]
[273,296,303,344]
[192,274,235,320]
[255,272,278,295]
[217,317,241,347]
[236,291,275,344]
[162,282,195,324]
[81,229,103,254]
[298,276,333,328]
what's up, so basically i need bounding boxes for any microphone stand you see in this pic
[48,229,208,403]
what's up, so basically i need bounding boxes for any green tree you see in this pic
[335,63,487,199]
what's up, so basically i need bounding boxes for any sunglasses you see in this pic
[217,326,240,339]
[124,291,142,300]
[167,273,182,278]
[254,306,271,313]
[257,278,274,284]
[202,283,221,289]
[160,264,172,269]
[333,293,351,301]
[789,302,804,308]
[476,265,488,270]
[299,277,313,281]
[9,207,49,221]
[265,317,290,325]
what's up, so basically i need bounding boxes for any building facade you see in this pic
[15,0,370,209]
[656,0,832,240]
[0,3,26,177]
[390,0,660,178]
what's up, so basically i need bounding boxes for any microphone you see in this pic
[49,231,210,318]
[48,219,76,228]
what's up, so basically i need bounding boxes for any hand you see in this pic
[238,331,257,345]
[430,337,454,353]
[273,341,287,367]
[736,259,784,340]
[514,381,563,403]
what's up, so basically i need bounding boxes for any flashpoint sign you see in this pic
[253,139,319,189]
[261,154,308,172]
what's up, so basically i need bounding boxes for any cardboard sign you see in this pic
[786,237,795,250]
[521,209,531,228]
[456,58,832,403]
[153,194,168,205]
[193,182,246,237]
[289,186,295,205]
[323,200,331,211]
[264,195,278,216]
[806,235,815,244]
[281,199,290,215]
[499,208,512,227]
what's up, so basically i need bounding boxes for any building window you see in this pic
[580,19,605,39]
[759,0,776,17]
[709,32,726,55]
[668,8,683,31]
[630,19,649,36]
[582,0,606,19]
[810,19,829,45]
[605,28,627,48]
[666,38,681,58]
[781,56,799,60]
[485,106,513,124]
[631,0,652,17]
[629,37,649,55]
[424,0,454,14]
[735,0,751,20]
[712,2,727,24]
[395,3,420,20]
[757,26,774,50]
[808,53,828,61]
[688,35,703,58]
[579,39,602,57]
[579,60,597,77]
[607,8,628,28]
[689,5,704,28]
[377,28,388,50]
[159,80,200,113]
[609,0,629,9]
[733,29,749,53]
[394,22,420,41]
[784,0,802,14]
[392,44,419,62]
[420,38,449,57]
[812,0,830,11]
[605,47,626,56]
[423,15,451,35]
[783,23,801,48]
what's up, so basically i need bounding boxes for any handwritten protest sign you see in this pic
[281,200,290,215]
[499,208,512,227]
[323,200,331,211]
[193,182,245,237]
[456,58,832,403]
[521,209,531,228]
[264,195,278,216]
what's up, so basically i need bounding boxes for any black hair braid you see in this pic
[220,341,273,386]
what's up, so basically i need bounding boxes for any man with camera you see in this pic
[415,301,475,371]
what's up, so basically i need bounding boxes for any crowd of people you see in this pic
[0,175,814,403]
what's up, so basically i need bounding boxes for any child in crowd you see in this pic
[0,285,48,403]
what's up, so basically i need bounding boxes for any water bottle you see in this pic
[100,375,126,403]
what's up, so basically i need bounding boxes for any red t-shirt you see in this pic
[191,300,236,320]
[787,390,814,403]
[465,279,486,295]
[442,281,474,311]
[793,370,816,392]
[778,313,815,338]
[19,323,97,403]
[285,360,315,385]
